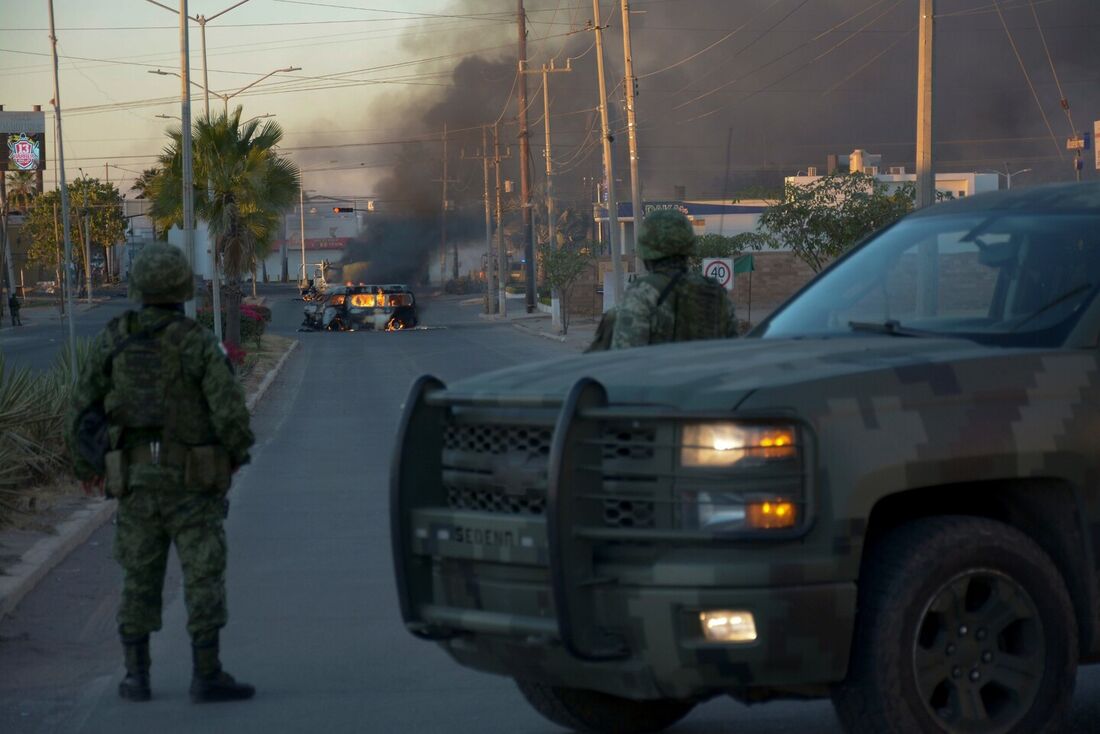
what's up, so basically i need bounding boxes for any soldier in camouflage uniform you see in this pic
[610,210,738,349]
[68,243,256,704]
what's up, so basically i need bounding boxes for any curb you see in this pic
[246,339,298,412]
[0,499,117,621]
[511,321,567,343]
[0,337,299,622]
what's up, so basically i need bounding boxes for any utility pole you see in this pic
[435,124,459,282]
[620,0,642,272]
[464,126,497,314]
[517,0,536,312]
[914,0,935,209]
[299,185,307,284]
[493,122,511,318]
[590,0,623,305]
[84,212,93,304]
[179,0,197,318]
[521,59,572,329]
[47,0,78,378]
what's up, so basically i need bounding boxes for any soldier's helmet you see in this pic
[637,210,696,261]
[129,243,193,304]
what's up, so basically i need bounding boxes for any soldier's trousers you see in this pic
[114,489,228,641]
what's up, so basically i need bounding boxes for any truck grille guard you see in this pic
[391,376,810,661]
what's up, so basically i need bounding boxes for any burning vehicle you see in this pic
[304,284,418,332]
[300,285,347,331]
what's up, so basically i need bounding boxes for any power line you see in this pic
[1027,0,1076,135]
[935,0,1064,18]
[637,0,787,80]
[673,0,905,117]
[990,0,1063,157]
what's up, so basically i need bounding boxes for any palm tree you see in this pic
[150,108,299,345]
[130,167,161,239]
[5,171,37,215]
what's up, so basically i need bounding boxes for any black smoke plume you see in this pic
[339,0,1100,282]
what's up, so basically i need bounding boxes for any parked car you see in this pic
[391,182,1100,734]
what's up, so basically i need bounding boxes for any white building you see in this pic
[785,149,1000,199]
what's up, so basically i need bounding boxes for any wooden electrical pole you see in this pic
[620,0,642,271]
[522,59,572,330]
[464,126,497,314]
[591,0,622,305]
[47,1,78,378]
[517,0,536,312]
[915,0,935,209]
[493,123,512,318]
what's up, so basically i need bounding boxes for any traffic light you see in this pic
[333,206,353,213]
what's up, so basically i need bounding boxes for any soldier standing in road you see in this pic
[67,243,256,704]
[8,292,21,326]
[609,210,738,349]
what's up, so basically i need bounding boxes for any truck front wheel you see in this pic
[515,679,694,734]
[832,516,1077,734]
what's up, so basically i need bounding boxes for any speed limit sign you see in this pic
[702,258,734,291]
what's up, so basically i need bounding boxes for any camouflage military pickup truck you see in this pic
[392,182,1100,733]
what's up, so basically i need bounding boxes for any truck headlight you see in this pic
[679,422,802,533]
[680,422,797,467]
[684,492,798,532]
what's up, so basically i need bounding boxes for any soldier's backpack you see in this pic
[73,316,181,477]
[663,271,733,343]
[585,309,617,353]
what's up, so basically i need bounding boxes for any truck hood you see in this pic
[445,336,1022,412]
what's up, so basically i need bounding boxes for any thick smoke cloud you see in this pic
[343,0,1100,282]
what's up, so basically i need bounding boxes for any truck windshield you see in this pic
[759,212,1100,347]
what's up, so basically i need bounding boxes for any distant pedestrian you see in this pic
[8,293,21,326]
[67,243,256,704]
[609,210,737,349]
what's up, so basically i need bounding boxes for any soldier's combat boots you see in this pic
[189,634,255,703]
[118,633,152,701]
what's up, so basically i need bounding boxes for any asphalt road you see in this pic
[0,294,133,373]
[2,286,1099,734]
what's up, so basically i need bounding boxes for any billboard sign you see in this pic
[0,110,46,172]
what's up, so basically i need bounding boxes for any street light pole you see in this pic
[222,67,300,115]
[47,0,78,381]
[179,0,197,319]
[299,186,307,285]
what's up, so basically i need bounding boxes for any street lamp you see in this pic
[149,67,299,118]
[144,0,252,119]
[983,165,1031,190]
[220,67,300,115]
[155,113,181,121]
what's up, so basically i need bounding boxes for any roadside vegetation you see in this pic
[0,347,87,526]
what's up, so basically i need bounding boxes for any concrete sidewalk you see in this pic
[472,297,599,352]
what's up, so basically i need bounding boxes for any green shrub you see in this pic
[0,343,91,524]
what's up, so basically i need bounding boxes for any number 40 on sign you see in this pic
[702,258,735,292]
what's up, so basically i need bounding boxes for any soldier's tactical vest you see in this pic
[103,312,217,448]
[641,270,731,345]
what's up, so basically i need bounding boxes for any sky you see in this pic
[0,0,531,197]
[1,0,1098,204]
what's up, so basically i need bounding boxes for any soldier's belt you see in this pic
[126,441,189,468]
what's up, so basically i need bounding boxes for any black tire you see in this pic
[832,516,1077,734]
[515,679,694,734]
